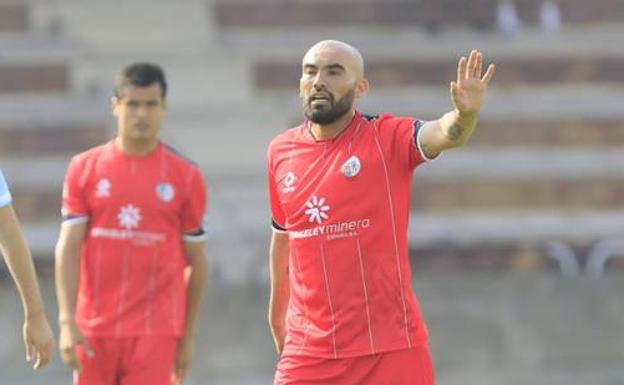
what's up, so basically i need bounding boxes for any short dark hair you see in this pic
[114,63,167,100]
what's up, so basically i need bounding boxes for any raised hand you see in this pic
[451,50,495,115]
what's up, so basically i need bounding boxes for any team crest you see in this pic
[95,178,111,198]
[155,183,175,202]
[341,156,361,178]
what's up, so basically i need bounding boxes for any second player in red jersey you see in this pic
[55,63,208,385]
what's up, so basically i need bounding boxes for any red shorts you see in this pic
[75,336,178,385]
[274,344,435,385]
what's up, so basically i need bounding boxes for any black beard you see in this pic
[304,89,355,125]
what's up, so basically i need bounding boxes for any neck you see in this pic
[309,109,356,140]
[115,136,159,156]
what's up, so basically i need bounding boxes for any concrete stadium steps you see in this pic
[413,179,624,210]
[29,0,218,54]
[69,52,252,107]
[215,21,624,61]
[0,63,69,93]
[0,3,28,33]
[212,0,624,28]
[298,85,624,121]
[254,55,623,89]
[469,119,624,147]
[408,210,624,246]
[0,124,108,156]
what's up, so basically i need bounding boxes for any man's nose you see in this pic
[312,73,326,90]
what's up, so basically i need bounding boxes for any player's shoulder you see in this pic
[161,142,201,172]
[268,124,303,154]
[362,112,413,126]
[71,142,111,165]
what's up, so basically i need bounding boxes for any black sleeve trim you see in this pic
[271,219,287,232]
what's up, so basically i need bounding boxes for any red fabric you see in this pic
[63,141,207,336]
[267,113,429,358]
[274,344,435,385]
[75,336,178,385]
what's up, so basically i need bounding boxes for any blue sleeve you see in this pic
[0,170,13,208]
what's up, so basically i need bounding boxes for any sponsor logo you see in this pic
[156,183,175,202]
[282,172,296,193]
[91,203,165,244]
[118,204,142,229]
[95,178,111,198]
[290,218,371,240]
[305,195,330,224]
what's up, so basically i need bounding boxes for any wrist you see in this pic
[456,109,478,124]
[58,316,76,327]
[24,306,45,321]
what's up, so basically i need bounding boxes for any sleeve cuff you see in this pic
[271,219,287,233]
[0,191,12,208]
[62,215,89,226]
[184,227,206,242]
[415,120,437,163]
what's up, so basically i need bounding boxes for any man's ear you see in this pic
[355,78,369,99]
[111,96,119,117]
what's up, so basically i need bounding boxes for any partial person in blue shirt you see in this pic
[0,170,54,369]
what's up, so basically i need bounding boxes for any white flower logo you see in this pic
[305,195,330,224]
[118,204,142,229]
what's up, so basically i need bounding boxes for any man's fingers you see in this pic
[481,64,496,84]
[466,50,478,79]
[33,351,42,370]
[450,81,460,102]
[25,340,33,362]
[457,56,467,82]
[61,346,83,372]
[33,342,52,369]
[474,52,483,78]
[81,338,96,358]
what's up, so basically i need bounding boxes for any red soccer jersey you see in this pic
[62,141,207,337]
[267,112,432,358]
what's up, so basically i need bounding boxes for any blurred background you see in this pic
[1,0,623,384]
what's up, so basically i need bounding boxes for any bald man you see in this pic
[266,40,495,385]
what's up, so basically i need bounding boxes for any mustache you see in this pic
[308,91,334,103]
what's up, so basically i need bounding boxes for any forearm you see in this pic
[438,108,479,149]
[268,279,289,337]
[55,239,81,325]
[1,234,45,318]
[268,233,290,338]
[182,254,208,340]
[0,206,45,318]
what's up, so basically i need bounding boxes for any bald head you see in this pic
[302,40,365,79]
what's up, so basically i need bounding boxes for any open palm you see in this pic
[451,50,495,115]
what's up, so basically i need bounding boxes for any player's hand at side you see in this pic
[23,312,54,369]
[59,321,94,372]
[171,336,193,385]
[450,50,495,116]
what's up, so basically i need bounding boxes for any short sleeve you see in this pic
[267,146,287,233]
[62,156,89,224]
[0,170,13,208]
[376,115,430,171]
[181,167,207,242]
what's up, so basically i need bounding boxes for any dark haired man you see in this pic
[56,63,208,385]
